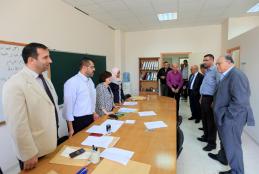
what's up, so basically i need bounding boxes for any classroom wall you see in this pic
[227,27,259,144]
[228,16,259,40]
[124,25,222,95]
[0,0,115,69]
[0,0,115,172]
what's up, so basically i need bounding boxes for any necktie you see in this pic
[38,74,59,129]
[188,75,194,89]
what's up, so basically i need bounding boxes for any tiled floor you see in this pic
[177,99,259,174]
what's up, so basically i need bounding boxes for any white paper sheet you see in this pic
[125,120,136,124]
[81,136,114,148]
[100,147,134,165]
[138,111,157,117]
[60,147,91,160]
[100,119,124,133]
[118,107,137,113]
[123,102,138,106]
[144,121,168,129]
[86,120,124,135]
[86,125,106,134]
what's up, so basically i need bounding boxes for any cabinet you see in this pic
[139,57,159,95]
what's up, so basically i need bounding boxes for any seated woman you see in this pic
[109,67,125,104]
[96,71,115,116]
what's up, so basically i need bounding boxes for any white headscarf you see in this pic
[111,67,121,84]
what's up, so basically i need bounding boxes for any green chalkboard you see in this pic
[50,50,106,104]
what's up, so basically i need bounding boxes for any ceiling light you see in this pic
[157,12,177,21]
[247,3,259,13]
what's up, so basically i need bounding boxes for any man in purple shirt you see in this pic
[166,63,183,117]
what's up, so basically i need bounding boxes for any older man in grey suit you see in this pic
[214,55,255,174]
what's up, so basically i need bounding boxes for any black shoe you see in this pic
[208,153,228,165]
[195,119,200,123]
[197,137,207,142]
[188,117,195,120]
[198,127,204,130]
[219,170,231,174]
[203,144,216,151]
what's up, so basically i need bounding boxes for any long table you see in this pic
[21,95,176,174]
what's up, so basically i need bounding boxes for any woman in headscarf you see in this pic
[109,67,125,104]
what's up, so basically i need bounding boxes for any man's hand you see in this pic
[68,127,74,138]
[175,88,179,93]
[23,155,38,170]
[171,88,176,93]
[67,121,74,138]
[93,113,100,121]
[160,76,165,79]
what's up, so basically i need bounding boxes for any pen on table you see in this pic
[76,167,88,174]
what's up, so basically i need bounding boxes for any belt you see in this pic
[202,94,213,97]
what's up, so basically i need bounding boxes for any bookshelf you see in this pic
[139,57,159,95]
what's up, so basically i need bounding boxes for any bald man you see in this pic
[188,65,204,123]
[213,55,255,174]
[166,63,183,117]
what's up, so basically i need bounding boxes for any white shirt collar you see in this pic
[222,66,234,77]
[78,72,89,82]
[24,66,39,79]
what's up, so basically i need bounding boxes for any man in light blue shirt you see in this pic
[198,54,219,152]
[63,58,99,138]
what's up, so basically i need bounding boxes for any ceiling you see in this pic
[62,0,259,31]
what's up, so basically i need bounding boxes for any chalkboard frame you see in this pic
[0,40,27,125]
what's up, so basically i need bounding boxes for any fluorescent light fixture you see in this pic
[157,12,177,21]
[247,3,259,13]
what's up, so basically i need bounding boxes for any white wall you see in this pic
[227,27,259,144]
[0,0,115,172]
[125,25,222,95]
[228,16,259,40]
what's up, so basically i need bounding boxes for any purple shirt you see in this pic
[166,70,183,89]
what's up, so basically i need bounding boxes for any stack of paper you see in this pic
[100,147,134,165]
[118,107,137,113]
[138,111,157,117]
[81,136,114,148]
[144,121,168,130]
[123,102,138,106]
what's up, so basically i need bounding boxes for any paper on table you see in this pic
[123,102,138,106]
[118,107,137,113]
[144,121,168,130]
[100,147,134,165]
[100,120,124,133]
[86,125,106,134]
[86,120,124,135]
[138,111,157,117]
[81,136,114,148]
[125,120,136,124]
[61,147,91,160]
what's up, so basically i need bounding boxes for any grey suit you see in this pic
[214,67,255,174]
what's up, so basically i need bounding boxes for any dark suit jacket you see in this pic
[188,72,204,96]
[214,67,255,127]
[109,82,125,103]
[157,67,172,84]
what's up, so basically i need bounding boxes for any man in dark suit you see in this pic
[157,61,171,96]
[188,65,204,123]
[213,55,255,174]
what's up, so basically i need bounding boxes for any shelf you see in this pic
[139,57,160,94]
[140,80,157,82]
[140,69,159,71]
[140,91,158,95]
